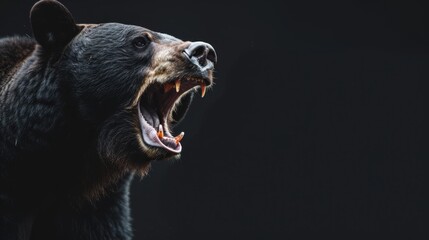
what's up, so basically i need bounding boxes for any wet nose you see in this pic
[183,41,217,70]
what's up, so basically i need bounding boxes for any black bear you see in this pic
[0,0,216,239]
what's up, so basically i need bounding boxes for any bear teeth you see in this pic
[200,84,206,98]
[175,79,181,92]
[156,123,184,144]
[174,132,185,144]
[162,78,207,98]
[157,124,164,138]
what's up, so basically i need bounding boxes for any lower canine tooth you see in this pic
[174,132,185,144]
[157,125,164,138]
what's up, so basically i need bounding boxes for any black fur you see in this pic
[0,0,215,239]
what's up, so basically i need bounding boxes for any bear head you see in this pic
[30,0,217,176]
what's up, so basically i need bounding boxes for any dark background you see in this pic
[1,0,428,238]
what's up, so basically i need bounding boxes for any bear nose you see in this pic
[183,41,217,70]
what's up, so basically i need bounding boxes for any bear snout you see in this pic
[183,41,217,72]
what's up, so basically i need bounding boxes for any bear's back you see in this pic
[0,36,36,90]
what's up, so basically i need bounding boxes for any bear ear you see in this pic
[30,0,79,50]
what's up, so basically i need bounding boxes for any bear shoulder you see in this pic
[0,36,36,86]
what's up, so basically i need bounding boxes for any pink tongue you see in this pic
[160,136,179,149]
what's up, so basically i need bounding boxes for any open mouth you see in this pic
[137,76,209,154]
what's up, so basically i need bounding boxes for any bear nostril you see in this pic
[184,41,217,69]
[192,45,206,59]
[207,49,217,64]
[192,46,207,67]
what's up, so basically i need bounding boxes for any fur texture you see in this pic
[0,1,216,239]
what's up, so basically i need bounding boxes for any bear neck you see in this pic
[0,47,126,203]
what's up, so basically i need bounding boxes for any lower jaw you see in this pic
[138,102,183,154]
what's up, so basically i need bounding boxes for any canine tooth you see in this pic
[175,79,181,92]
[200,84,206,98]
[157,125,164,138]
[174,132,185,144]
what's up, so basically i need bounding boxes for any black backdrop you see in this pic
[1,0,428,239]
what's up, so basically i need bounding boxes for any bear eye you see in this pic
[133,36,150,49]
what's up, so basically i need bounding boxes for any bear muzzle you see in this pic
[135,41,217,156]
